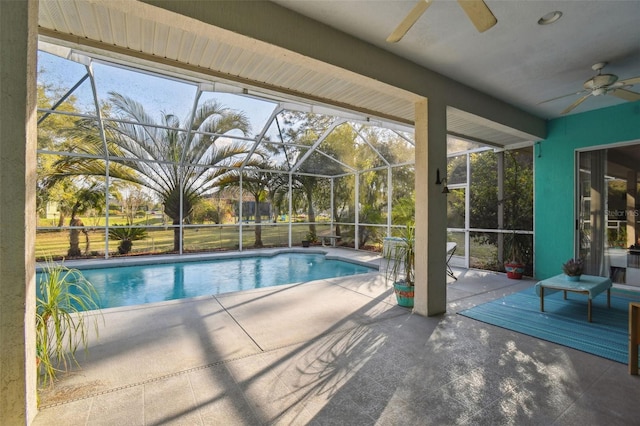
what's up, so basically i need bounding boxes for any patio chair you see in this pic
[446,242,457,280]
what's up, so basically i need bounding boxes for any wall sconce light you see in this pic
[435,168,442,185]
[441,178,450,194]
[435,168,450,194]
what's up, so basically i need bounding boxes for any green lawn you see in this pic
[37,221,523,276]
[36,222,335,259]
[38,218,508,272]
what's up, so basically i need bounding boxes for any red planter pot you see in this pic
[505,262,525,279]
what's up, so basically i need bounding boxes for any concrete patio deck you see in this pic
[33,248,640,425]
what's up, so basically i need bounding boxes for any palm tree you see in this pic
[50,92,252,252]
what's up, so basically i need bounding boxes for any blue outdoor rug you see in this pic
[459,286,640,364]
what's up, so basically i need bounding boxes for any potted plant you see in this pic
[302,231,316,248]
[562,257,584,281]
[36,260,103,388]
[504,231,526,279]
[384,224,415,307]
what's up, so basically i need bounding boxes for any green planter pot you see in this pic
[393,282,414,308]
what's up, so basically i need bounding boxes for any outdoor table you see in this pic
[320,235,341,247]
[534,274,611,322]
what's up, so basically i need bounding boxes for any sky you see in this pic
[37,48,417,174]
[37,50,279,136]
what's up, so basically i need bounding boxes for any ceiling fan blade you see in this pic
[537,90,587,105]
[457,0,497,33]
[561,94,591,115]
[611,88,640,102]
[386,0,433,43]
[617,76,640,86]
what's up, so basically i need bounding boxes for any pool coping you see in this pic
[35,247,381,272]
[35,247,383,314]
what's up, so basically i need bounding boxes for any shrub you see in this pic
[108,225,148,254]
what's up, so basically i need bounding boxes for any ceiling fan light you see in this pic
[592,88,606,96]
[584,74,619,90]
[538,11,563,25]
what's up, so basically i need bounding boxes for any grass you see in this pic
[37,215,508,273]
[36,216,524,276]
[36,222,335,259]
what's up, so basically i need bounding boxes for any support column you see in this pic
[0,0,38,423]
[414,98,447,317]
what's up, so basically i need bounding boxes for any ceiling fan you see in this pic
[540,62,640,115]
[387,0,497,43]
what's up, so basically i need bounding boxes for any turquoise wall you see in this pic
[535,101,640,279]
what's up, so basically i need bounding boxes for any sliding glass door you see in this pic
[577,143,640,286]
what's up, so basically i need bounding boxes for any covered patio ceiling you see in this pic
[37,0,542,149]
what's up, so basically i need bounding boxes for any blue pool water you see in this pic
[39,253,375,311]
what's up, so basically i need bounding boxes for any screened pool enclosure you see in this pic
[36,41,533,274]
[36,42,417,258]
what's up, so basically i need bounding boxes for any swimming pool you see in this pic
[40,252,376,311]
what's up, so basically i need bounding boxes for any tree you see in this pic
[67,183,106,257]
[216,165,278,247]
[37,83,83,226]
[49,93,251,252]
[191,198,220,224]
[503,150,533,232]
[118,185,153,225]
[464,148,534,272]
[469,151,499,230]
[353,127,396,246]
[278,113,351,239]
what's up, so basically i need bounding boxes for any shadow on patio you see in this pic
[34,260,640,425]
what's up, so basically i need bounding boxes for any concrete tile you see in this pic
[30,253,640,425]
[216,279,403,350]
[143,374,201,425]
[32,398,92,425]
[39,297,261,405]
[224,353,314,424]
[553,364,640,425]
[305,395,377,426]
[553,400,637,426]
[461,397,548,426]
[85,386,143,426]
[187,365,260,425]
[376,391,474,426]
[445,367,514,413]
[336,372,397,417]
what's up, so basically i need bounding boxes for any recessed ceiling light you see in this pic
[538,11,563,25]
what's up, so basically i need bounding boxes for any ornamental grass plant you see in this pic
[36,260,102,388]
[384,224,415,286]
